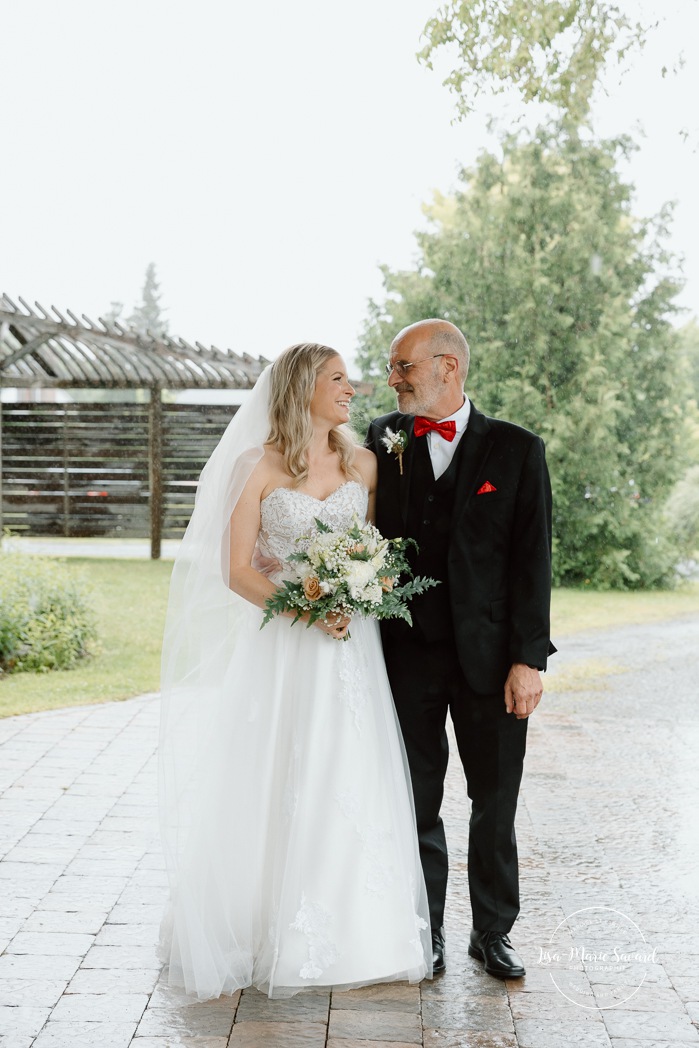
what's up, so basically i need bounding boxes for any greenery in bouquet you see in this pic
[261,516,438,635]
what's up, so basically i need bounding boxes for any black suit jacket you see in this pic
[367,402,555,695]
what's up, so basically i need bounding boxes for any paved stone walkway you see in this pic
[1,618,699,1047]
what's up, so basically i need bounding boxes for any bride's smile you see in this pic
[309,355,355,426]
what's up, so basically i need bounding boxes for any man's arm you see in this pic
[505,436,554,718]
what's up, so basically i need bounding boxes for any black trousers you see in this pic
[383,635,528,933]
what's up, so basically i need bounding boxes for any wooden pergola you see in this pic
[0,294,268,557]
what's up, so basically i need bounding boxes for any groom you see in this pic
[366,319,554,979]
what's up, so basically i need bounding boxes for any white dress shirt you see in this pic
[425,397,471,480]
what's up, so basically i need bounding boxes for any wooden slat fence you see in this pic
[162,403,235,538]
[0,401,236,543]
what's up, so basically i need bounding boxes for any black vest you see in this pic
[403,432,464,643]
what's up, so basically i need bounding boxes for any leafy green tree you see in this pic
[678,319,699,404]
[418,0,649,125]
[357,129,689,588]
[665,465,699,559]
[663,321,699,558]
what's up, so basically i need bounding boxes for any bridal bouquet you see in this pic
[261,516,438,634]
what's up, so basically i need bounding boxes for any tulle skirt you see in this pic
[157,610,431,1000]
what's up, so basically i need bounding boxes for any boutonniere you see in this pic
[381,427,408,475]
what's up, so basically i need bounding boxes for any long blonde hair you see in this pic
[268,343,360,487]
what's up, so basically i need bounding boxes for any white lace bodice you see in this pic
[258,481,368,579]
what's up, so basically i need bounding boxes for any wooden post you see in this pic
[0,394,4,538]
[63,402,70,536]
[149,385,163,560]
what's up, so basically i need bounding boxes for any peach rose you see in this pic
[303,576,323,601]
[380,576,394,592]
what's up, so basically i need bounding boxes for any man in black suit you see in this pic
[366,319,554,979]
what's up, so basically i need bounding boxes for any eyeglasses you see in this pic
[384,353,446,378]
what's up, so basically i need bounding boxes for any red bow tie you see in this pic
[413,417,457,441]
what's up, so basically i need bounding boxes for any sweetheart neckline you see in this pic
[260,480,366,507]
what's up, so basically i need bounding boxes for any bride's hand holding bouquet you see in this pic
[261,515,438,639]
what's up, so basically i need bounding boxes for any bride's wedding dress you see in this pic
[158,480,431,1000]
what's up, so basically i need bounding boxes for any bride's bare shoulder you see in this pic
[234,447,281,500]
[261,443,284,467]
[247,445,291,501]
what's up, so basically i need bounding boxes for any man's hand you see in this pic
[504,664,543,719]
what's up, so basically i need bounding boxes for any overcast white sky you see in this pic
[2,0,697,371]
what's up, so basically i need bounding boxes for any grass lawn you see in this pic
[551,580,699,637]
[0,558,173,719]
[1,556,698,719]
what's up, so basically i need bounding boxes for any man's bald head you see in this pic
[387,318,470,419]
[390,319,470,384]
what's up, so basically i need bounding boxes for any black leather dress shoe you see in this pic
[431,927,446,974]
[468,929,525,979]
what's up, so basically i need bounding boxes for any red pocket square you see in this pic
[476,481,497,495]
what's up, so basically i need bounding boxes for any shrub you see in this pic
[665,465,699,560]
[0,549,97,674]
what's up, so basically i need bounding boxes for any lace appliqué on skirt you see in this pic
[335,788,396,896]
[289,894,339,980]
[336,641,370,732]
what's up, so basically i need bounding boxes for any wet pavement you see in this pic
[1,616,698,1047]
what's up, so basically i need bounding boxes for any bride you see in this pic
[158,342,431,1000]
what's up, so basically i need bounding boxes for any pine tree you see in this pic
[129,263,168,338]
[102,301,124,326]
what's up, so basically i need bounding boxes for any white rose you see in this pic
[343,560,375,599]
[362,582,383,605]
